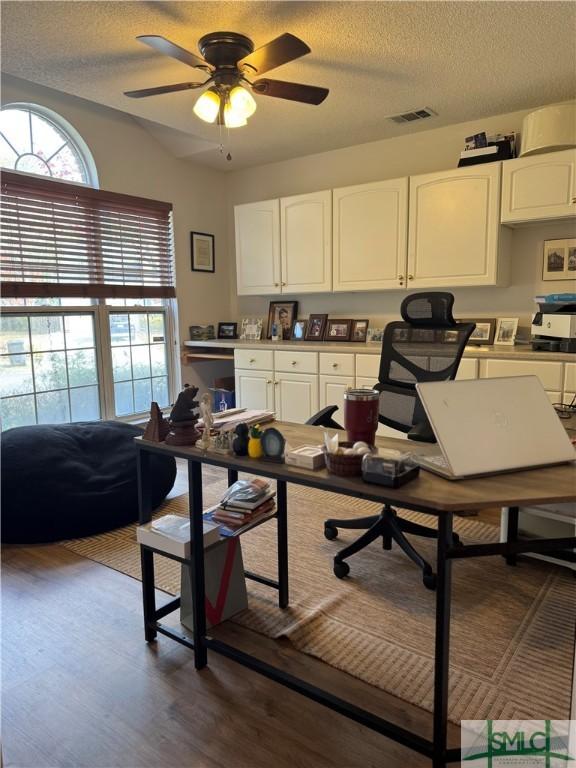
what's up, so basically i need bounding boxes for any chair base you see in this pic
[324,506,460,591]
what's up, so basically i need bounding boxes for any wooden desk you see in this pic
[135,422,576,768]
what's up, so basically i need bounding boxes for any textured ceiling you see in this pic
[2,1,575,170]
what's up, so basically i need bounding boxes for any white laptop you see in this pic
[413,376,576,480]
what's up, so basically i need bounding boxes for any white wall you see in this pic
[2,74,233,391]
[225,103,576,331]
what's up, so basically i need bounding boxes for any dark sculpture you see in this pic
[232,423,249,456]
[165,384,201,446]
[143,402,170,443]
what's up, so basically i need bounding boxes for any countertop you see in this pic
[184,339,575,363]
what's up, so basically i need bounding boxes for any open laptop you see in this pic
[413,376,576,480]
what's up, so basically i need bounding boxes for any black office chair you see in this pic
[306,292,476,589]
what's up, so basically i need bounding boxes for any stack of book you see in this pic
[204,478,276,536]
[137,514,221,558]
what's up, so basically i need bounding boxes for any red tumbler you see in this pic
[344,389,380,445]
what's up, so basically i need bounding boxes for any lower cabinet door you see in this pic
[275,372,319,424]
[235,369,274,411]
[319,375,354,423]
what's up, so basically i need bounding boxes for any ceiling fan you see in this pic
[124,32,329,128]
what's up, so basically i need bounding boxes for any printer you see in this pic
[531,302,576,353]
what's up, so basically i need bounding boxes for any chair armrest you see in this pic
[306,405,343,430]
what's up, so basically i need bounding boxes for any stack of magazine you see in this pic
[203,478,276,537]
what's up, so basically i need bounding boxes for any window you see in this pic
[0,109,178,430]
[0,104,97,186]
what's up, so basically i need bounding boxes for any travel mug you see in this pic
[344,389,380,445]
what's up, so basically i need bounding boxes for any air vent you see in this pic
[388,107,437,125]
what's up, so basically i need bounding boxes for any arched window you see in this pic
[0,103,98,187]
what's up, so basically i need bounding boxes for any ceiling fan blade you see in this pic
[238,33,310,75]
[124,81,208,98]
[252,78,329,105]
[136,35,212,70]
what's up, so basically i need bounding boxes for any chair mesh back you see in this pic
[375,293,475,434]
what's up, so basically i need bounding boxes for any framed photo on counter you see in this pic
[191,231,215,272]
[463,318,496,345]
[325,319,352,341]
[351,319,369,342]
[267,301,298,340]
[304,314,327,341]
[494,317,518,346]
[218,322,237,339]
[291,319,308,341]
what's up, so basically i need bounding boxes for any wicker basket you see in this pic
[323,442,368,477]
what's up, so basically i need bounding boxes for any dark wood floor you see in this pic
[3,462,498,768]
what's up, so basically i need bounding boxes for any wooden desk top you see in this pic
[137,422,576,515]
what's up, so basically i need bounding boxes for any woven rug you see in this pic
[63,467,575,725]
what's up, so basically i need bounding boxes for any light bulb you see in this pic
[229,85,257,119]
[193,88,220,123]
[224,101,247,128]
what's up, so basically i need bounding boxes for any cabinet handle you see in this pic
[266,379,272,384]
[274,381,279,386]
[408,274,414,280]
[291,360,297,366]
[332,363,338,368]
[281,282,286,286]
[249,358,255,363]
[398,274,404,285]
[274,282,279,287]
[572,197,576,204]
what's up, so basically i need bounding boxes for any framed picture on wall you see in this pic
[542,238,576,281]
[191,231,215,272]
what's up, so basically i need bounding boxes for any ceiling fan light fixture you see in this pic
[193,87,220,123]
[229,85,257,119]
[223,99,248,128]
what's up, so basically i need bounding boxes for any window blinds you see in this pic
[1,171,175,299]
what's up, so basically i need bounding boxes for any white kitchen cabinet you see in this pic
[235,199,281,295]
[501,149,576,223]
[235,369,274,411]
[408,163,509,288]
[274,372,318,423]
[319,374,354,415]
[482,358,563,391]
[280,191,332,293]
[332,178,408,291]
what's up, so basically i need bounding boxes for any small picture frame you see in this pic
[494,317,519,346]
[239,318,263,341]
[305,314,328,341]
[291,319,308,341]
[350,319,369,342]
[462,318,496,345]
[266,301,298,340]
[542,238,576,281]
[191,231,215,273]
[217,322,238,339]
[367,328,384,343]
[325,319,352,341]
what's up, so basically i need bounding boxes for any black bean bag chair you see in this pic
[1,421,176,543]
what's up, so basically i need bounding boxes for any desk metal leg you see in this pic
[137,448,157,641]
[276,480,289,609]
[433,513,454,768]
[189,459,208,669]
[228,468,238,487]
[505,506,519,566]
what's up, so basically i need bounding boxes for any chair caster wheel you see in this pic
[422,570,437,590]
[333,561,350,579]
[324,525,338,541]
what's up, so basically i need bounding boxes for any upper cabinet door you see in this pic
[332,178,408,292]
[501,149,576,223]
[235,199,281,295]
[280,191,332,293]
[407,163,503,288]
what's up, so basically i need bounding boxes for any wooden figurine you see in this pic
[165,384,201,446]
[232,423,249,456]
[143,401,170,442]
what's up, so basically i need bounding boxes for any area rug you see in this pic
[63,466,575,725]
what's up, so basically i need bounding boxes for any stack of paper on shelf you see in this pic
[137,514,220,558]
